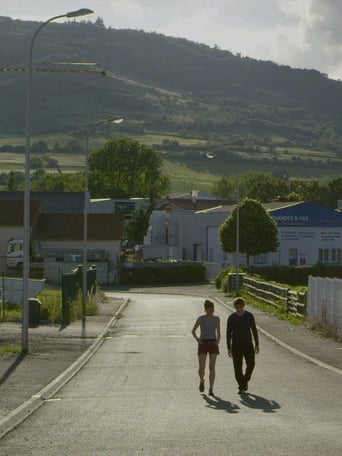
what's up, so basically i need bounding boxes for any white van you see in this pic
[6,239,24,268]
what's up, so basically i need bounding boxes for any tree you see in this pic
[31,171,83,191]
[219,198,279,267]
[242,171,289,202]
[88,137,169,202]
[125,206,151,243]
[31,140,48,153]
[211,176,237,200]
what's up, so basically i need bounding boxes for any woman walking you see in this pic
[192,300,221,396]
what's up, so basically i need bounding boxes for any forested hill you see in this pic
[1,15,342,149]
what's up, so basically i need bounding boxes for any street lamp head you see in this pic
[95,116,124,126]
[109,116,124,124]
[66,8,94,18]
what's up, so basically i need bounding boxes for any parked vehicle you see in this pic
[6,239,24,268]
[6,239,43,269]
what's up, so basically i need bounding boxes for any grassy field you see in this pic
[0,133,341,193]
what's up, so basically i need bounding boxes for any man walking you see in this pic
[226,297,259,394]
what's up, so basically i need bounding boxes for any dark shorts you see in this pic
[198,340,219,355]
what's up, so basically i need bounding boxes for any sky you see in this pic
[2,0,342,80]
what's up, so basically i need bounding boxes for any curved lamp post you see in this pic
[22,8,94,353]
[82,116,124,337]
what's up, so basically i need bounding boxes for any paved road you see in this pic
[1,292,341,455]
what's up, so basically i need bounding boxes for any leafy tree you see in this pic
[31,171,83,191]
[95,17,105,28]
[211,176,237,200]
[242,171,289,202]
[43,155,59,168]
[30,156,44,169]
[31,140,48,153]
[88,137,169,202]
[212,171,291,203]
[219,198,279,267]
[64,139,83,153]
[326,178,342,209]
[125,206,151,243]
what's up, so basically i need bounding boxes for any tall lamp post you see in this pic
[82,116,124,337]
[235,177,240,294]
[22,8,94,353]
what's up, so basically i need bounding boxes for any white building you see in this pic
[143,201,342,268]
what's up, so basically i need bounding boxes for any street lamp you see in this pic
[235,177,240,294]
[22,8,94,353]
[82,116,124,337]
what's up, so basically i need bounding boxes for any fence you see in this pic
[61,265,97,324]
[307,276,342,339]
[243,276,306,318]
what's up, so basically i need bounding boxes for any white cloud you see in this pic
[110,0,145,21]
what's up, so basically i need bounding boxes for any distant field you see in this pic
[0,152,85,173]
[1,151,341,193]
[0,133,341,193]
[0,133,77,147]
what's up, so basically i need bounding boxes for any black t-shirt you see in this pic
[226,311,259,349]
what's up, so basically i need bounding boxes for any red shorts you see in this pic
[198,340,219,355]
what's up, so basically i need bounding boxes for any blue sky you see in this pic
[2,0,342,80]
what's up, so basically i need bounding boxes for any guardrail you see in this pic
[243,276,307,318]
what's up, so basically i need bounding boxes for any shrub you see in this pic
[120,262,206,285]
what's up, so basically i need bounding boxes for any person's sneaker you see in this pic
[208,389,214,396]
[238,387,245,395]
[199,381,204,392]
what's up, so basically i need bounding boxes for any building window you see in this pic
[337,249,342,262]
[318,248,338,263]
[288,248,298,266]
[324,249,329,262]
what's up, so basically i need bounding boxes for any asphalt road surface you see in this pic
[1,292,341,455]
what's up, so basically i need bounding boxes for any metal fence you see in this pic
[307,276,342,339]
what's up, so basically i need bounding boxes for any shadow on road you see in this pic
[0,352,27,385]
[202,394,240,413]
[239,392,281,412]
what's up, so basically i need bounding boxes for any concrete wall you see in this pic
[1,277,46,305]
[43,260,114,285]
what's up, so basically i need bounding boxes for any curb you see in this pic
[0,298,129,439]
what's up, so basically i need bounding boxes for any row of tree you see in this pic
[211,173,342,210]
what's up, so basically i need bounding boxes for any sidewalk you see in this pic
[0,284,341,438]
[0,298,125,429]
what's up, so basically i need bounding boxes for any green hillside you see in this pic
[0,16,342,181]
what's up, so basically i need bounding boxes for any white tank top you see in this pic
[198,315,219,340]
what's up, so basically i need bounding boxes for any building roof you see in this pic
[31,213,125,241]
[0,200,41,227]
[0,191,85,214]
[195,201,298,215]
